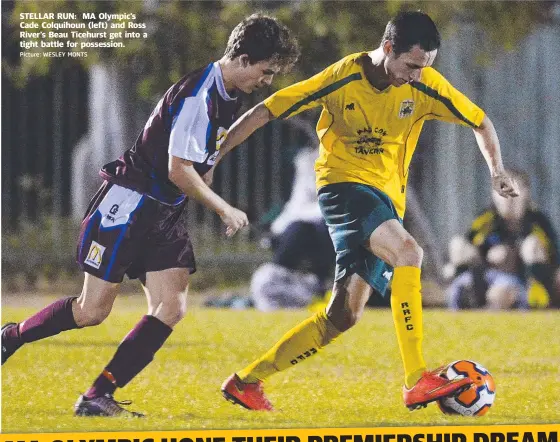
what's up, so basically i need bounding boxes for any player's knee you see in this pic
[173,297,188,323]
[77,305,111,326]
[326,307,363,332]
[341,310,363,331]
[520,234,547,264]
[158,293,187,326]
[161,307,186,327]
[395,237,423,267]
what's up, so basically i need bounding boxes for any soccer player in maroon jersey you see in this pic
[1,13,299,417]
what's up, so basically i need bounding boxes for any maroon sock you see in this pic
[84,370,117,399]
[15,297,79,344]
[85,315,172,398]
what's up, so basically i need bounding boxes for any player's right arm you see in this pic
[168,157,247,237]
[168,92,248,237]
[213,61,343,168]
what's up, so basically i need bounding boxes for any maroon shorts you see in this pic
[76,181,196,283]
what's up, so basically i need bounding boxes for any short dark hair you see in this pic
[224,13,300,73]
[381,11,441,55]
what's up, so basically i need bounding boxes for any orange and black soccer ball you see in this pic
[437,360,496,416]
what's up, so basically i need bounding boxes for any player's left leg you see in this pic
[76,268,189,417]
[366,220,473,409]
[366,219,426,385]
[1,274,119,365]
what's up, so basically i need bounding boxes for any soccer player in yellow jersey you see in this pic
[213,11,519,411]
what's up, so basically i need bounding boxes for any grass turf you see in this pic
[2,295,559,433]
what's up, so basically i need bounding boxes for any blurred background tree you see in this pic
[3,0,556,99]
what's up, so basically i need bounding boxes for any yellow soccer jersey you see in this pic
[263,52,485,218]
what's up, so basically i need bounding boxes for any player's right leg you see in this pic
[222,183,388,411]
[222,273,371,410]
[1,272,119,365]
[222,310,343,410]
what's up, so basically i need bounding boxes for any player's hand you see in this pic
[491,172,519,198]
[220,206,249,237]
[202,167,215,187]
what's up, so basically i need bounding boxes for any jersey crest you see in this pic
[398,99,415,118]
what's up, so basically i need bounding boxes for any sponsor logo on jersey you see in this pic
[354,126,388,155]
[399,100,414,118]
[84,241,106,269]
[357,126,388,137]
[357,136,382,146]
[354,146,384,155]
[355,128,383,155]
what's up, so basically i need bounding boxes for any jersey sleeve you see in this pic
[264,60,351,119]
[414,68,485,128]
[168,92,210,163]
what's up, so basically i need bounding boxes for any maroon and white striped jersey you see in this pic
[100,62,241,205]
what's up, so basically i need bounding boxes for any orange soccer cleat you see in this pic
[221,374,274,411]
[403,365,474,410]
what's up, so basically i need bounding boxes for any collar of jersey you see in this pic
[358,53,395,94]
[213,62,237,101]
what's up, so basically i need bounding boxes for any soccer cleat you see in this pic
[1,323,22,365]
[403,366,474,410]
[74,394,145,417]
[221,373,274,411]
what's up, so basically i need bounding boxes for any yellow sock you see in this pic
[237,310,341,383]
[391,266,426,388]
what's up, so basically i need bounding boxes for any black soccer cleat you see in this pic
[1,323,21,365]
[74,394,145,417]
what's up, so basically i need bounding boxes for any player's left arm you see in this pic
[418,68,518,198]
[202,103,273,186]
[473,115,518,198]
[214,103,274,167]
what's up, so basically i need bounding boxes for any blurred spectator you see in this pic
[204,147,335,311]
[445,170,560,310]
[251,147,335,311]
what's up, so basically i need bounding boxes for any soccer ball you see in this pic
[437,360,496,416]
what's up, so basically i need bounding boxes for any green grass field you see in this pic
[2,295,559,433]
